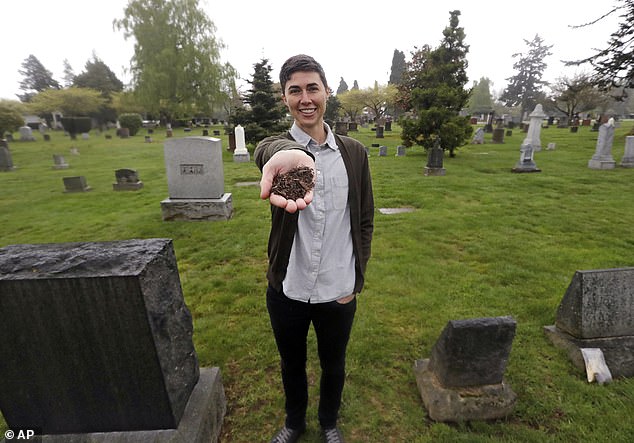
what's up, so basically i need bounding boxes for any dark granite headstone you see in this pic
[428,316,517,387]
[0,140,15,172]
[414,316,517,422]
[544,268,634,377]
[375,126,384,138]
[0,239,200,434]
[113,168,144,191]
[424,139,446,176]
[335,121,348,136]
[63,176,91,192]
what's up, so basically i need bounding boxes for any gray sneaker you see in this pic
[322,427,345,443]
[270,425,305,443]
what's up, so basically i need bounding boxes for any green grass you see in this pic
[2,123,634,442]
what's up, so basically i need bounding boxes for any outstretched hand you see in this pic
[260,150,315,213]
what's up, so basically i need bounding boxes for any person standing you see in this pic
[255,54,374,443]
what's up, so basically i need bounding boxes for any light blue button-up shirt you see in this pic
[282,123,355,303]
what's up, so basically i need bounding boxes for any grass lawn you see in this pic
[1,122,634,442]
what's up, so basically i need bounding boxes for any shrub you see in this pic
[60,117,92,136]
[0,105,24,138]
[118,113,143,136]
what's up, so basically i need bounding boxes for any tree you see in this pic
[397,10,472,156]
[230,58,287,144]
[336,77,349,95]
[358,84,398,122]
[548,73,609,120]
[27,87,105,117]
[74,54,124,98]
[388,49,406,85]
[467,77,494,115]
[324,95,341,125]
[565,1,634,96]
[337,89,366,122]
[62,59,76,87]
[73,54,125,124]
[18,55,60,102]
[500,34,553,118]
[0,100,26,137]
[114,0,235,122]
[352,80,359,91]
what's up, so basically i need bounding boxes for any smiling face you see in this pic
[282,71,329,142]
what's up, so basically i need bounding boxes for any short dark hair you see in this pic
[279,54,329,94]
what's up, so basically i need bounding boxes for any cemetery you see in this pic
[1,122,634,442]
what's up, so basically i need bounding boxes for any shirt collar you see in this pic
[290,122,339,151]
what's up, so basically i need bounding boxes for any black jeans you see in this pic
[266,285,357,430]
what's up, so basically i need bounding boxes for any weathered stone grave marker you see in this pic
[424,139,446,176]
[544,268,634,378]
[63,176,91,192]
[52,154,69,169]
[113,168,144,191]
[0,238,226,441]
[0,139,16,172]
[414,316,517,422]
[588,118,616,169]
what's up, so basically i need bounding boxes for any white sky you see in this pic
[0,0,622,101]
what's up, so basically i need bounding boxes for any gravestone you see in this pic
[544,268,634,378]
[522,104,547,151]
[145,135,153,143]
[161,136,233,221]
[113,168,144,191]
[547,142,556,150]
[471,127,484,144]
[588,118,616,169]
[0,140,16,172]
[424,139,446,176]
[63,176,91,192]
[396,145,406,157]
[232,125,250,162]
[492,128,505,144]
[52,154,69,169]
[512,105,546,173]
[117,127,130,138]
[414,316,517,422]
[44,134,51,141]
[0,239,226,441]
[512,143,540,173]
[385,120,392,131]
[620,136,634,168]
[19,126,35,141]
[379,146,387,157]
[376,126,384,138]
[335,121,348,136]
[348,122,358,131]
[81,133,90,140]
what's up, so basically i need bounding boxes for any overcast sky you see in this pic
[0,0,622,101]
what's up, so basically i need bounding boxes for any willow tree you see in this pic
[114,0,236,122]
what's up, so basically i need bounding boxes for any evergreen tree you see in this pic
[467,77,494,115]
[388,49,406,85]
[18,54,60,102]
[500,34,553,118]
[565,1,634,97]
[62,59,76,88]
[324,94,341,126]
[230,58,287,144]
[73,54,124,98]
[397,10,472,157]
[336,77,349,95]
